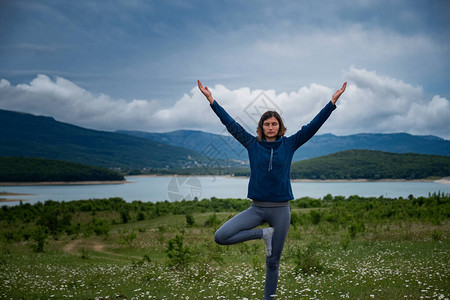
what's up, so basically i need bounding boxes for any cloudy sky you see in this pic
[1,0,449,139]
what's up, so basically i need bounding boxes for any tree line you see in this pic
[1,192,448,246]
[289,149,450,180]
[0,156,124,182]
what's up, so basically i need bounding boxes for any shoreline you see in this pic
[0,180,129,186]
[1,176,449,186]
[0,192,33,196]
[127,174,450,186]
[291,178,449,184]
[0,192,32,202]
[0,198,29,202]
[434,177,450,186]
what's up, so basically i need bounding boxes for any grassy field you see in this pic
[0,195,449,299]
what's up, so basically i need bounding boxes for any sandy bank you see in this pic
[0,192,33,202]
[0,198,29,202]
[225,175,449,185]
[0,192,33,196]
[127,174,218,178]
[0,180,128,186]
[291,178,442,183]
[434,177,450,186]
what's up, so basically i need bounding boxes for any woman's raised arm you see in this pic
[331,82,347,105]
[198,80,215,105]
[290,82,347,149]
[198,79,254,148]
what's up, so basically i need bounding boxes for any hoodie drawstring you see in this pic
[268,148,273,172]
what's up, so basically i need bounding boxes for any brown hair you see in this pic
[256,111,287,142]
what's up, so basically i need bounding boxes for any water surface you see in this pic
[1,176,449,206]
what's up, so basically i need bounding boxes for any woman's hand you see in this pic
[198,80,214,105]
[331,82,347,105]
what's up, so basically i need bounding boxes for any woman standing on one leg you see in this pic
[198,79,346,299]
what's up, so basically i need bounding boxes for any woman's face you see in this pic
[262,116,279,141]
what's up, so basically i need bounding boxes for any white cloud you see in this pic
[0,79,11,88]
[0,68,448,140]
[0,75,160,131]
[331,68,450,138]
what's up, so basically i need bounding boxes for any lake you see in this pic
[1,176,449,206]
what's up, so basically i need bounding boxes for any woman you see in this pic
[198,80,347,299]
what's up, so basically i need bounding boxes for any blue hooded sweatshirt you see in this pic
[210,100,336,202]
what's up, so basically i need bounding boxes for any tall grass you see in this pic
[0,193,449,299]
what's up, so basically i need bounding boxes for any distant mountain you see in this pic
[2,107,448,174]
[117,130,450,162]
[289,149,450,180]
[0,109,204,169]
[116,129,248,164]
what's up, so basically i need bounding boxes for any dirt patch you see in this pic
[62,239,142,261]
[63,240,106,255]
[91,241,105,252]
[62,239,82,254]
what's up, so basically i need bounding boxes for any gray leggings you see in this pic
[214,204,291,300]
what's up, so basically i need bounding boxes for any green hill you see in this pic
[0,156,125,182]
[0,109,204,169]
[290,149,450,180]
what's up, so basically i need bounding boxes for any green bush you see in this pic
[185,213,195,227]
[293,242,324,275]
[166,232,192,267]
[309,210,322,225]
[137,211,145,221]
[37,203,72,236]
[204,213,220,228]
[30,226,47,253]
[119,229,137,245]
[91,218,110,236]
[120,209,130,223]
[348,222,365,239]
